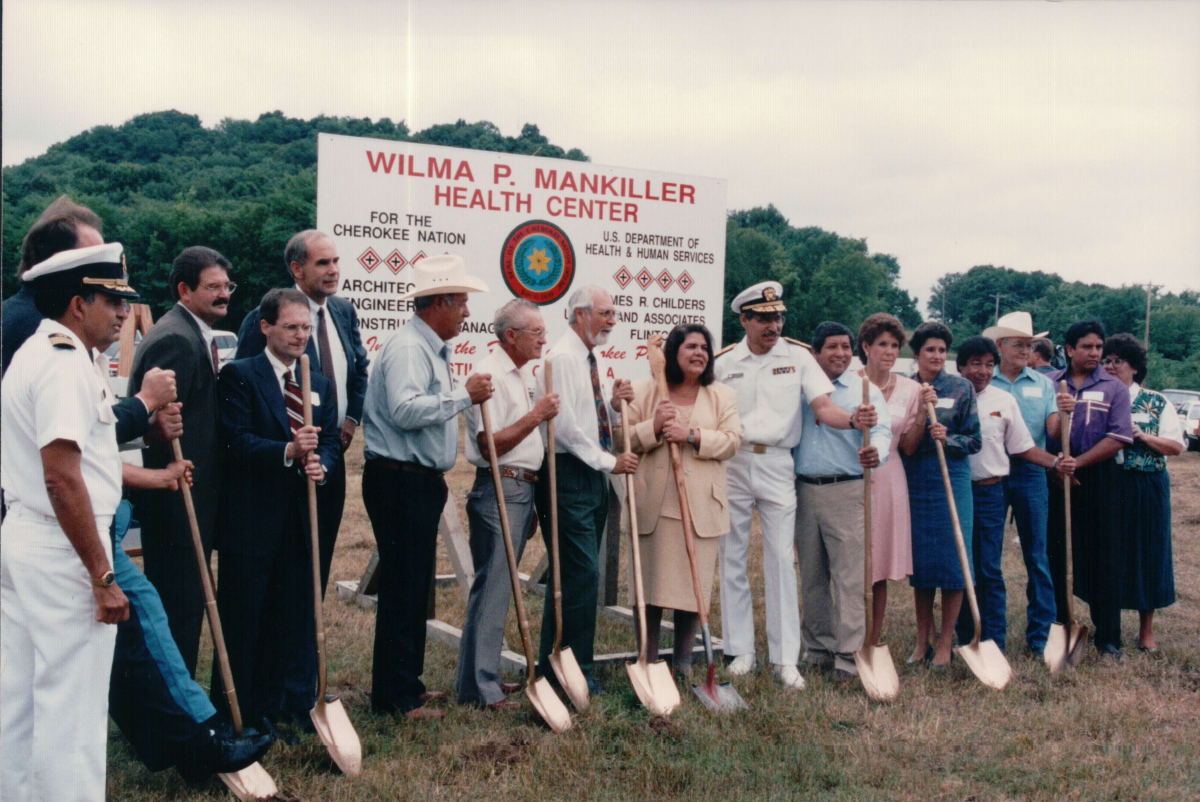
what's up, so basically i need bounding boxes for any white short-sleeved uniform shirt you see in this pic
[1,319,123,518]
[971,384,1036,481]
[464,347,544,472]
[714,337,835,450]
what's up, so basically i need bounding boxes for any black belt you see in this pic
[797,474,862,486]
[367,457,443,477]
[477,466,539,484]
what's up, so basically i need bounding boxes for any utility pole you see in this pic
[1142,282,1162,349]
[992,293,1007,325]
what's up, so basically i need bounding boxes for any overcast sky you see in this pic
[5,0,1198,312]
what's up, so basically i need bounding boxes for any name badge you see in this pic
[311,392,321,406]
[935,398,954,410]
[1082,391,1105,402]
[773,366,796,375]
[725,372,744,380]
[1021,386,1044,398]
[1131,412,1152,425]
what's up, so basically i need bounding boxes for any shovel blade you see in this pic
[853,644,899,701]
[1044,623,1068,674]
[626,659,682,716]
[691,679,747,713]
[527,676,573,733]
[954,639,1011,691]
[311,697,363,776]
[1066,623,1090,668]
[218,762,279,801]
[549,647,590,710]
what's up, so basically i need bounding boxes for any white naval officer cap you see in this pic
[731,280,785,315]
[22,242,139,299]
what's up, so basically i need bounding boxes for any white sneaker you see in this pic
[727,653,756,676]
[773,663,807,691]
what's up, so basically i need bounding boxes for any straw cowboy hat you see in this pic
[983,311,1049,341]
[400,254,490,300]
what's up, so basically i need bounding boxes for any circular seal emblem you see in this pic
[500,220,576,305]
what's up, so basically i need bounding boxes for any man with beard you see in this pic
[534,285,637,696]
[129,246,235,676]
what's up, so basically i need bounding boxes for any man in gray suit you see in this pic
[129,246,235,675]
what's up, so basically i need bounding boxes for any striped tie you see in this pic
[284,368,304,437]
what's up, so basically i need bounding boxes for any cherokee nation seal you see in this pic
[500,220,576,305]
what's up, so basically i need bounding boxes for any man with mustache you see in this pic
[129,246,236,676]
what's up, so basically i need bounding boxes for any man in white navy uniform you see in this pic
[713,282,875,690]
[1,242,138,802]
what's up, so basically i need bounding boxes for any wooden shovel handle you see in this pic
[861,377,875,647]
[545,362,565,654]
[620,398,652,664]
[173,437,242,735]
[1060,380,1076,625]
[926,399,983,646]
[301,355,328,703]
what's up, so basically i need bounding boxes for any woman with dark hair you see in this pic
[619,324,742,675]
[1103,334,1184,652]
[855,313,920,648]
[900,321,981,667]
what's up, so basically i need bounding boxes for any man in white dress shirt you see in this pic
[456,300,560,709]
[713,282,873,690]
[535,286,637,693]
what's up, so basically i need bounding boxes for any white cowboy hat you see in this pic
[982,311,1049,341]
[400,254,490,300]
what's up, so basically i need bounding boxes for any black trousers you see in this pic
[365,461,447,713]
[142,537,209,678]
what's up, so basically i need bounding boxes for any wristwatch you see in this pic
[686,429,697,445]
[92,570,115,588]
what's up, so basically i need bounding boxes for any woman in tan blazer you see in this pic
[621,323,742,676]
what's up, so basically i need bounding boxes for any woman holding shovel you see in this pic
[900,322,981,669]
[619,324,741,676]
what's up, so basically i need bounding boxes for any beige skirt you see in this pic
[630,517,720,613]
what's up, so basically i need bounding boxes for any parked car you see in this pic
[212,330,239,368]
[1162,389,1200,412]
[104,331,142,377]
[1180,401,1200,452]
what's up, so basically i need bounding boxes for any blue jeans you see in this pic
[1004,459,1056,651]
[957,481,1008,651]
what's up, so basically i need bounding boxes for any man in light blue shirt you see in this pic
[792,322,891,680]
[983,311,1066,656]
[361,255,494,720]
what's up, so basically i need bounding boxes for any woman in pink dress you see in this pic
[856,314,922,655]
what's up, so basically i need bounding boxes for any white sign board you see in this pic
[316,133,726,382]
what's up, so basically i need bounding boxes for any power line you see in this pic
[1142,282,1163,349]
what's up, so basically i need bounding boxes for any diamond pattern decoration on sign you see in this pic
[676,270,695,293]
[635,267,654,290]
[384,250,407,274]
[656,269,674,291]
[613,266,633,289]
[409,250,428,267]
[358,248,381,273]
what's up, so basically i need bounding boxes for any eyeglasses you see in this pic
[1102,357,1125,368]
[278,323,313,335]
[513,328,547,338]
[592,308,616,320]
[1003,341,1032,352]
[200,282,238,294]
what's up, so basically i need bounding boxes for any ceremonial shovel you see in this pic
[647,335,746,712]
[301,355,363,775]
[544,363,590,709]
[926,400,1011,691]
[172,438,279,800]
[481,399,573,733]
[620,397,682,716]
[852,377,899,701]
[1044,381,1089,673]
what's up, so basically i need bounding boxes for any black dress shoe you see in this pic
[259,716,299,746]
[1097,644,1122,661]
[209,726,274,774]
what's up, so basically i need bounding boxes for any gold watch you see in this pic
[92,570,115,588]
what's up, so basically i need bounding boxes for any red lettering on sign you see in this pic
[635,346,648,360]
[493,164,511,184]
[598,347,627,360]
[366,151,397,173]
[454,342,477,355]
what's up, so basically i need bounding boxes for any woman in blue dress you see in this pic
[901,321,982,668]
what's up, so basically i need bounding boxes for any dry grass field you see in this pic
[108,443,1200,801]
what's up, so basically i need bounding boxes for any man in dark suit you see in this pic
[129,246,235,676]
[213,288,340,733]
[235,229,368,593]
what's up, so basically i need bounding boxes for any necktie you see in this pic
[210,337,220,376]
[588,351,612,451]
[316,307,338,412]
[284,368,304,438]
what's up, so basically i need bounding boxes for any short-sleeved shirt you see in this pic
[793,369,891,477]
[1118,383,1185,472]
[361,315,472,472]
[464,347,544,471]
[714,337,835,450]
[1046,365,1134,456]
[990,365,1057,450]
[1,319,123,518]
[971,385,1036,481]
